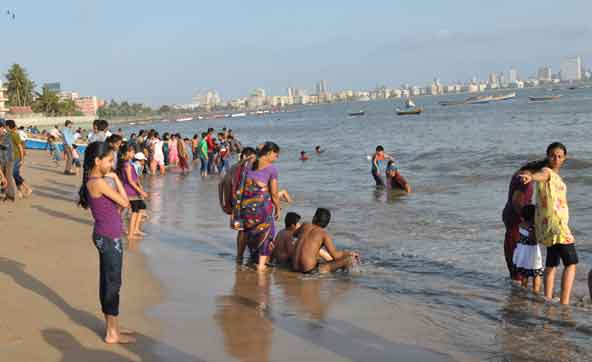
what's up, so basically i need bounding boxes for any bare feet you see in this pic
[104,334,136,344]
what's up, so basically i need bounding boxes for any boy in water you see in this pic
[315,145,323,155]
[371,145,393,188]
[386,160,411,193]
[299,151,309,161]
[272,212,302,265]
[292,208,359,274]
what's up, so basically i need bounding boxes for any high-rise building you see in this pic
[316,80,327,95]
[509,68,518,83]
[43,82,61,93]
[192,90,221,109]
[537,66,552,82]
[0,81,8,117]
[488,73,498,85]
[287,87,295,98]
[560,56,582,81]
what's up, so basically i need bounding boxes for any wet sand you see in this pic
[2,150,467,361]
[0,150,165,361]
[142,169,470,362]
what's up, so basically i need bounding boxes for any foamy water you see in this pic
[130,87,592,361]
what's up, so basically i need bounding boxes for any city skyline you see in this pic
[2,1,592,106]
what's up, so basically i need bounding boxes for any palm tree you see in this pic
[5,64,35,106]
[32,87,60,116]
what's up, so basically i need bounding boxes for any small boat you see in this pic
[396,107,422,115]
[175,117,193,122]
[465,95,494,104]
[439,100,465,106]
[405,98,416,108]
[529,95,562,102]
[24,138,88,154]
[491,92,516,102]
[348,111,365,117]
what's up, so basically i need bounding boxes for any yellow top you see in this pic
[535,169,574,246]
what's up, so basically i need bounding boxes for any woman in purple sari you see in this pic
[236,142,281,271]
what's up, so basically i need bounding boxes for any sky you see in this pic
[1,0,592,106]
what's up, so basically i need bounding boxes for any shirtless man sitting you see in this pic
[273,212,302,265]
[292,208,359,274]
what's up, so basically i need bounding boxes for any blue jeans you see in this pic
[93,233,123,316]
[13,159,24,186]
[200,156,208,173]
[207,152,215,173]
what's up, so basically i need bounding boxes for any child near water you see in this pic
[117,143,148,239]
[72,144,81,176]
[512,205,543,293]
[47,135,61,165]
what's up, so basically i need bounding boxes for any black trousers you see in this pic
[93,233,123,316]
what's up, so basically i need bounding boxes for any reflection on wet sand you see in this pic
[273,270,351,321]
[214,267,273,362]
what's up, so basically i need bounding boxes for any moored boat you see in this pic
[490,92,516,102]
[529,95,562,102]
[396,107,422,115]
[348,111,365,117]
[24,138,87,154]
[465,95,494,104]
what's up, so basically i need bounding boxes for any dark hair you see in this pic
[72,144,78,149]
[301,151,305,154]
[521,205,536,224]
[201,132,208,138]
[65,120,72,127]
[240,147,256,161]
[253,142,280,170]
[97,119,109,132]
[546,142,567,156]
[107,134,123,145]
[519,159,548,173]
[6,119,16,129]
[312,208,331,228]
[285,212,301,228]
[116,143,131,180]
[78,141,113,209]
[193,134,198,139]
[376,145,384,152]
[315,146,320,150]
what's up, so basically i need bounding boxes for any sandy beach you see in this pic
[0,150,164,361]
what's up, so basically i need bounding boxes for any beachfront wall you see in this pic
[6,114,96,127]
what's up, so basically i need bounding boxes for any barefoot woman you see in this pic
[78,141,135,343]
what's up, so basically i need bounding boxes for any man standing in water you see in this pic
[292,208,359,274]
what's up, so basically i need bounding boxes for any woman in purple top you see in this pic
[502,160,546,280]
[78,141,134,344]
[237,142,281,271]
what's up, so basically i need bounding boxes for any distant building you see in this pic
[488,73,498,86]
[58,91,80,101]
[0,82,8,117]
[192,90,221,110]
[508,68,518,83]
[43,82,61,93]
[537,66,552,82]
[315,80,328,95]
[560,56,582,81]
[74,96,99,116]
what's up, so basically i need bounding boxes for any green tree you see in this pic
[58,99,80,116]
[159,105,171,114]
[5,63,36,106]
[32,87,60,115]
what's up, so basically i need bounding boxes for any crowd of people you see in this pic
[2,114,589,346]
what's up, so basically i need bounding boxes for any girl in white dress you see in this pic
[512,204,544,293]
